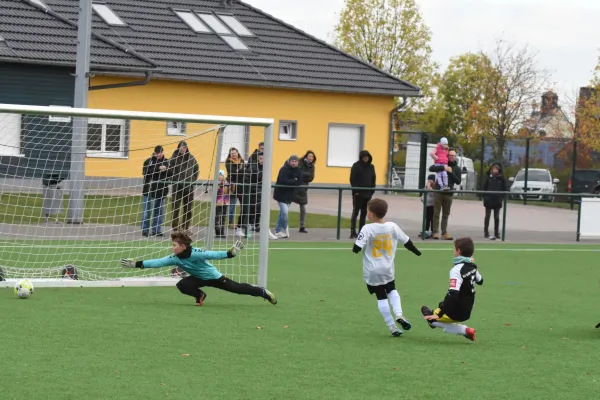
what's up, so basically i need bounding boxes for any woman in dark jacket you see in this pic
[225,147,245,233]
[482,162,508,240]
[292,151,316,233]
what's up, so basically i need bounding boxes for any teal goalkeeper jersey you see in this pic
[141,248,228,280]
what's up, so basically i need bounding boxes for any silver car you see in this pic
[509,168,558,201]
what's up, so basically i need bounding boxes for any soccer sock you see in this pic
[431,322,467,335]
[377,300,395,327]
[387,290,403,317]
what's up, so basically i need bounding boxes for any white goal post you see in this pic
[0,103,274,288]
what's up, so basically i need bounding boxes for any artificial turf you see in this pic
[1,241,600,399]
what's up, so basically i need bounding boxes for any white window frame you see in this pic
[175,10,211,34]
[92,3,127,27]
[167,121,187,136]
[217,14,254,37]
[0,113,24,157]
[29,0,48,10]
[326,123,364,168]
[219,125,248,162]
[197,13,232,35]
[86,118,128,159]
[278,120,297,141]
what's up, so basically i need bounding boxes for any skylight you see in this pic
[197,13,232,35]
[30,0,48,10]
[220,35,249,51]
[218,15,253,37]
[0,35,7,48]
[175,11,211,33]
[92,3,126,26]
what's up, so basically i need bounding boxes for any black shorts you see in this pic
[366,280,396,300]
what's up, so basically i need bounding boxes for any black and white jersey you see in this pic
[438,262,483,322]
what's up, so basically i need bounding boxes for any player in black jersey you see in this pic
[421,237,482,341]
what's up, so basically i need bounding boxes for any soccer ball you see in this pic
[14,279,34,299]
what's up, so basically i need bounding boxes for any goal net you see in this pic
[0,104,274,288]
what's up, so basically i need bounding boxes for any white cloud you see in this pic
[243,0,600,102]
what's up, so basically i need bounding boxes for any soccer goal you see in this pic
[0,103,274,288]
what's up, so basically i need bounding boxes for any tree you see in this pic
[575,55,600,153]
[334,0,438,111]
[476,40,551,158]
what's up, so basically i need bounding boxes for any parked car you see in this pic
[569,169,600,194]
[509,168,558,201]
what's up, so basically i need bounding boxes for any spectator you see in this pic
[225,147,245,236]
[169,140,199,234]
[241,152,264,236]
[247,141,264,166]
[418,174,436,239]
[429,150,461,240]
[482,162,507,240]
[349,150,376,239]
[292,150,316,233]
[271,155,302,239]
[214,170,230,239]
[141,148,156,237]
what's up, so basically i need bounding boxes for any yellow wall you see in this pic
[86,77,395,185]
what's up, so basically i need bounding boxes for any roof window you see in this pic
[92,3,127,26]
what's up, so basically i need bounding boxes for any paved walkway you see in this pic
[0,193,596,244]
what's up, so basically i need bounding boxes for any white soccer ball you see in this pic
[14,279,34,299]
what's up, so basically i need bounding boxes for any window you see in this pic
[175,11,211,33]
[92,3,126,26]
[220,35,249,51]
[86,118,128,158]
[167,121,187,136]
[0,35,7,49]
[0,113,23,157]
[515,170,551,182]
[30,0,48,10]
[278,121,297,141]
[327,124,364,167]
[219,125,248,162]
[48,106,72,123]
[197,13,232,35]
[218,15,253,36]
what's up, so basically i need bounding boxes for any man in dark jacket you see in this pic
[349,150,376,239]
[247,142,264,167]
[242,152,264,235]
[292,151,316,233]
[482,162,508,240]
[142,145,170,237]
[272,155,302,239]
[429,150,461,240]
[169,140,199,233]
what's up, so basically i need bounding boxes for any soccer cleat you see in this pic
[195,292,207,306]
[388,324,402,337]
[263,289,277,305]
[395,315,412,331]
[420,306,436,329]
[464,327,476,341]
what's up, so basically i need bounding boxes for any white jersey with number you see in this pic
[354,222,410,286]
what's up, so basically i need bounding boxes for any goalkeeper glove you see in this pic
[120,258,137,268]
[227,240,245,258]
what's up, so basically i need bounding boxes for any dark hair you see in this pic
[454,237,474,258]
[367,198,388,219]
[258,142,264,147]
[302,150,317,164]
[171,231,192,248]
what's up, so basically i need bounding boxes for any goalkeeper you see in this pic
[120,232,277,306]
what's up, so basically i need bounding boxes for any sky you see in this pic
[244,0,600,105]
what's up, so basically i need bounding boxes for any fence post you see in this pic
[576,194,582,242]
[523,137,531,205]
[502,191,508,242]
[336,188,343,240]
[479,136,486,195]
[570,140,578,211]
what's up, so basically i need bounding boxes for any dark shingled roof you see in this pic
[0,0,157,71]
[0,0,421,96]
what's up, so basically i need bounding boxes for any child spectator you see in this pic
[430,137,450,190]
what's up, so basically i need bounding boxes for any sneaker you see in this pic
[235,228,245,237]
[495,234,501,239]
[350,232,357,239]
[285,227,290,237]
[275,231,288,239]
[464,327,476,341]
[142,231,149,237]
[299,227,307,233]
[388,324,402,337]
[489,235,496,240]
[395,315,412,331]
[442,233,453,240]
[420,306,436,329]
[263,289,277,305]
[196,292,207,306]
[268,230,279,240]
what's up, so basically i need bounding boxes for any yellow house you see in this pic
[2,0,421,187]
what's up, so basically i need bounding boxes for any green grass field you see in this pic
[2,241,600,399]
[0,193,351,228]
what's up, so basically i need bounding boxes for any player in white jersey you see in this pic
[353,198,422,337]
